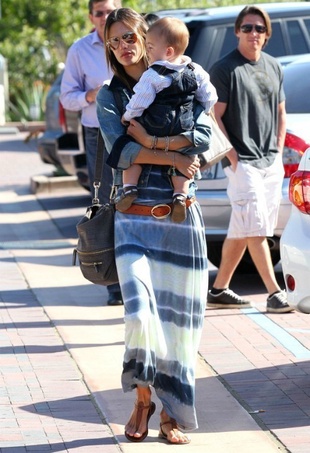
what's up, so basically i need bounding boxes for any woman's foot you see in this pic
[125,401,156,442]
[159,412,191,444]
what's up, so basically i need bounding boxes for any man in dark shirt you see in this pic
[208,5,293,313]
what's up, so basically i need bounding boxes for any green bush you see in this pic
[7,81,48,122]
[0,0,89,121]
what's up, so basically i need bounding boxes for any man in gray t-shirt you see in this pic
[208,5,293,314]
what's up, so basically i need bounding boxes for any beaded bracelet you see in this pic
[151,135,158,150]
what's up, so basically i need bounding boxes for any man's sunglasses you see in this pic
[106,32,138,50]
[240,24,267,34]
[93,10,113,18]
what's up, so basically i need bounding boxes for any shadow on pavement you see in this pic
[0,438,118,452]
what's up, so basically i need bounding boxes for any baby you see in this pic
[118,16,217,222]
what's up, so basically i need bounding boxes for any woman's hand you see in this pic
[175,154,200,179]
[127,119,151,148]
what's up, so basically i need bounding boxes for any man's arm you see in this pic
[60,45,90,111]
[277,100,286,153]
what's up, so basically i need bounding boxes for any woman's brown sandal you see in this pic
[124,401,156,442]
[159,418,191,444]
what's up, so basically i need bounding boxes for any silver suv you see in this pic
[157,2,310,71]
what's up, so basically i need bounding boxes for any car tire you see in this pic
[207,237,281,274]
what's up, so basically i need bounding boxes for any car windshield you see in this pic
[283,61,310,113]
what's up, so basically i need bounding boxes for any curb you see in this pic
[30,174,82,194]
[1,121,46,132]
[0,126,19,134]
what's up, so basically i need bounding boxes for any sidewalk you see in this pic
[1,131,309,452]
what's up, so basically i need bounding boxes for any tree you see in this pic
[0,0,89,120]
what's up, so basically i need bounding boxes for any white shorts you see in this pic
[224,155,284,238]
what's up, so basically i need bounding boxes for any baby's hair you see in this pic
[148,16,189,55]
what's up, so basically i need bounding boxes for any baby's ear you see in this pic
[166,46,175,58]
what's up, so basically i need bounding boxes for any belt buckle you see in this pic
[151,204,171,219]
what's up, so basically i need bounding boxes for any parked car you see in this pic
[280,55,310,312]
[37,70,81,170]
[280,147,310,313]
[156,2,310,71]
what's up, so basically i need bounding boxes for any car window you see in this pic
[287,20,308,54]
[186,24,213,69]
[283,62,310,113]
[265,22,286,57]
[221,26,237,58]
[304,18,310,39]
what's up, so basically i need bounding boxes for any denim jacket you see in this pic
[96,76,212,205]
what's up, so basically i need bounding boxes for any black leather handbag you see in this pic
[72,133,118,286]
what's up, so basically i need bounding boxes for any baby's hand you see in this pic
[121,115,129,126]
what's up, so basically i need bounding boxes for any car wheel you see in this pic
[207,237,280,274]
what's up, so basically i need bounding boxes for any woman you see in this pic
[96,8,211,445]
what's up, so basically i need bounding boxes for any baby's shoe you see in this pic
[171,194,187,223]
[115,186,138,212]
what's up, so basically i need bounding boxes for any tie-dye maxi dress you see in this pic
[96,79,210,431]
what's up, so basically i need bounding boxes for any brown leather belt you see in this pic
[118,197,196,219]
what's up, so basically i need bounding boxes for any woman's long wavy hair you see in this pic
[104,8,149,90]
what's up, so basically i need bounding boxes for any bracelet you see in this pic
[164,136,169,154]
[172,152,176,175]
[168,152,177,176]
[151,135,158,150]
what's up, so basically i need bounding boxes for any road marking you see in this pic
[242,308,310,359]
[287,328,310,334]
[0,240,74,249]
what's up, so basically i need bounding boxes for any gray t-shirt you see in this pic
[210,49,285,169]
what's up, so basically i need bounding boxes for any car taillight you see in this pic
[289,169,310,214]
[286,274,295,291]
[59,101,68,132]
[283,132,310,178]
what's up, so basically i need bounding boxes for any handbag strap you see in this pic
[93,88,125,205]
[92,131,105,204]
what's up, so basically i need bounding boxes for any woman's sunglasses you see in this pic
[240,24,267,34]
[106,32,138,50]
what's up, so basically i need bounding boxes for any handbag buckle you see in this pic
[151,204,172,219]
[92,181,101,205]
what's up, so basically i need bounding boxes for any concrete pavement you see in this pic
[1,131,309,452]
